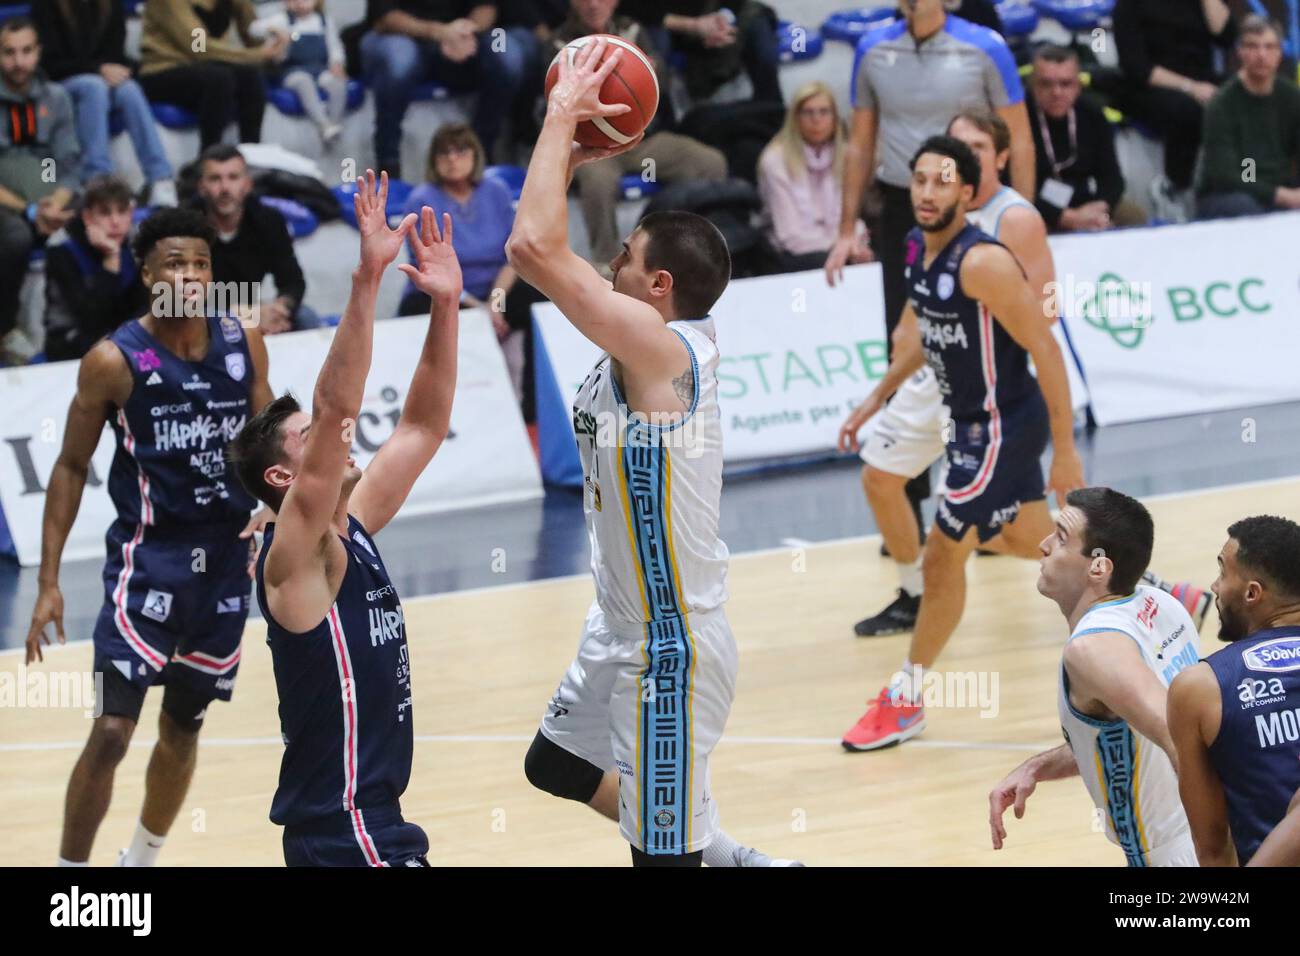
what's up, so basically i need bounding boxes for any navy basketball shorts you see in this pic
[282,805,430,867]
[934,392,1049,544]
[92,519,251,719]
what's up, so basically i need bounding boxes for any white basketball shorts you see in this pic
[538,601,737,856]
[859,366,947,479]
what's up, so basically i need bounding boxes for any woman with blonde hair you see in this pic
[757,81,872,273]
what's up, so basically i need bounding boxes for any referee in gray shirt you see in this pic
[825,0,1033,511]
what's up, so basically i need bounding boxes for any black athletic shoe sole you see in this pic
[853,619,916,637]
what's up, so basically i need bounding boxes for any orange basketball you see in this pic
[544,34,659,149]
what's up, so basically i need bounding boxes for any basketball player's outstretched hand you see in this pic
[354,168,417,277]
[547,36,632,126]
[397,208,463,302]
[837,395,882,453]
[25,585,67,664]
[988,765,1038,850]
[1047,445,1086,509]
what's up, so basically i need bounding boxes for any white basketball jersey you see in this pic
[966,185,1033,236]
[1059,585,1198,865]
[571,318,729,626]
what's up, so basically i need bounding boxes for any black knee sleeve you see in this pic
[160,681,212,734]
[630,846,703,867]
[524,731,604,803]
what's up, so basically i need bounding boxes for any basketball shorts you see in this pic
[860,367,947,480]
[934,391,1050,544]
[1142,833,1199,868]
[92,519,251,718]
[282,803,430,867]
[539,601,738,856]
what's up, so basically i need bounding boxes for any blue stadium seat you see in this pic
[820,7,896,45]
[133,205,152,225]
[1031,0,1115,32]
[484,164,525,202]
[267,78,366,117]
[27,352,45,365]
[619,173,660,200]
[320,313,341,327]
[776,20,824,63]
[259,195,318,239]
[0,4,32,20]
[333,177,414,230]
[996,1,1040,40]
[151,102,199,130]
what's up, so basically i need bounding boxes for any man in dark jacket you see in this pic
[43,174,148,361]
[192,144,319,333]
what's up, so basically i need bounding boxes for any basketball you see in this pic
[544,33,659,149]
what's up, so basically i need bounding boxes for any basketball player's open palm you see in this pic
[25,585,66,664]
[988,764,1038,850]
[1047,445,1086,510]
[355,168,416,276]
[398,207,462,301]
[547,36,632,126]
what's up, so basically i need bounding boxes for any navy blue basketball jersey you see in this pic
[903,223,1038,423]
[1204,626,1300,863]
[257,516,414,827]
[107,314,256,527]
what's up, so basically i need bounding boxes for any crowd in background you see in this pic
[0,0,1298,424]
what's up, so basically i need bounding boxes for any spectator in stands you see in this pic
[621,0,782,105]
[551,0,727,264]
[43,175,148,362]
[501,0,568,44]
[0,16,78,361]
[758,81,871,273]
[1196,16,1300,219]
[250,0,349,146]
[1027,45,1146,232]
[32,0,178,208]
[361,1,533,176]
[1112,0,1236,221]
[138,0,286,150]
[192,145,319,333]
[400,123,537,412]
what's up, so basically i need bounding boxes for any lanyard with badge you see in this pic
[1036,105,1078,209]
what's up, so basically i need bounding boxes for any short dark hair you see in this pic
[132,207,216,263]
[635,211,731,320]
[909,135,981,194]
[198,143,246,171]
[1033,43,1079,65]
[227,393,302,510]
[1238,14,1283,45]
[426,122,485,186]
[1227,515,1300,600]
[80,174,136,213]
[0,15,37,39]
[1065,487,1154,595]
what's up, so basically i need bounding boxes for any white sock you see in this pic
[702,829,745,867]
[897,557,923,597]
[57,856,88,866]
[120,820,166,867]
[889,660,923,705]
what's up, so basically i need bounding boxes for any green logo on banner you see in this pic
[1075,272,1152,350]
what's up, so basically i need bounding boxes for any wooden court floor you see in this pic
[3,479,1295,867]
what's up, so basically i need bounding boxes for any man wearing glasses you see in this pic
[1027,44,1146,233]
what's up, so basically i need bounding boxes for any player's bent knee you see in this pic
[160,683,212,738]
[524,731,604,803]
[88,716,135,767]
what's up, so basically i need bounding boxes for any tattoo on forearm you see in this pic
[672,367,694,407]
